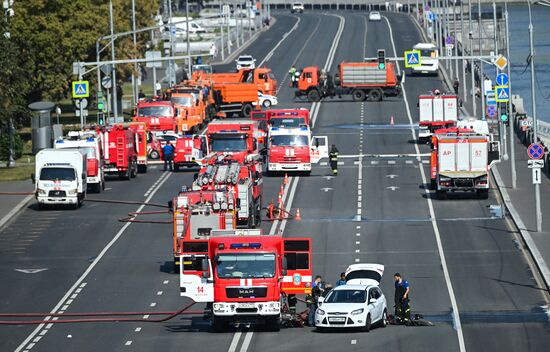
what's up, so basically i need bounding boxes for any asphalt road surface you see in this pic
[1,11,549,352]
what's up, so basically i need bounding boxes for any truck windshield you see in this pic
[210,133,248,152]
[271,135,308,147]
[325,289,367,304]
[40,168,76,181]
[216,253,276,279]
[171,96,193,107]
[138,106,172,117]
[270,118,305,128]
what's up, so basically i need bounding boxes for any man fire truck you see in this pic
[179,229,312,331]
[265,125,328,174]
[54,130,105,193]
[171,188,237,269]
[193,154,263,227]
[431,129,500,199]
[418,93,459,143]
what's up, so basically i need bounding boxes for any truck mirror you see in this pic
[236,198,241,209]
[201,258,209,271]
[167,200,174,212]
[315,138,319,148]
[282,256,288,273]
[31,173,35,183]
[201,271,209,279]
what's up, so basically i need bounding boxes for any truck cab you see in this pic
[170,92,205,133]
[209,68,277,96]
[179,230,312,331]
[34,149,87,209]
[206,120,262,161]
[134,100,177,132]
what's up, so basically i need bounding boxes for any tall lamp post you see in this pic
[3,0,15,167]
[527,0,550,232]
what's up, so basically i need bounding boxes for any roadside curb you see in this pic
[212,16,277,65]
[0,195,33,231]
[492,167,550,291]
[411,13,550,293]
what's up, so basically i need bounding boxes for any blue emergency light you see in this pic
[230,243,261,249]
[86,137,95,142]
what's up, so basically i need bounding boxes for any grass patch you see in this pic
[0,163,34,181]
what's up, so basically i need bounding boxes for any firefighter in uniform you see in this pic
[329,144,339,175]
[394,273,411,324]
[289,65,297,88]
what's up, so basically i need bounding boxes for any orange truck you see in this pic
[212,83,260,117]
[295,62,401,102]
[170,92,205,134]
[208,68,277,96]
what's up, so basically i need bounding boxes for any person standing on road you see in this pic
[329,144,339,176]
[289,65,297,87]
[453,77,460,95]
[162,142,175,171]
[307,275,323,326]
[394,273,411,324]
[335,272,346,287]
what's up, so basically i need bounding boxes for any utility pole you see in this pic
[131,0,137,106]
[461,0,467,102]
[226,5,231,55]
[493,1,504,155]
[527,1,542,232]
[454,2,459,84]
[468,0,476,115]
[109,0,118,121]
[168,0,174,87]
[220,1,224,61]
[3,0,15,167]
[478,0,484,120]
[186,0,191,76]
[504,0,516,188]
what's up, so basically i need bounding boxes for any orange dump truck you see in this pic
[207,68,277,96]
[212,83,260,117]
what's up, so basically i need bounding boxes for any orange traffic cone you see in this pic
[284,173,289,185]
[295,208,302,221]
[390,116,395,125]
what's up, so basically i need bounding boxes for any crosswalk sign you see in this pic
[495,85,510,103]
[72,81,89,99]
[404,50,421,68]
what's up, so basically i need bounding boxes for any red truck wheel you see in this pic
[307,89,321,102]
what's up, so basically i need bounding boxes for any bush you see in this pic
[0,132,24,162]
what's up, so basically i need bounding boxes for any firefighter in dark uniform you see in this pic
[394,273,411,324]
[329,144,339,176]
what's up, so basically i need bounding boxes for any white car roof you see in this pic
[414,42,437,50]
[331,284,370,291]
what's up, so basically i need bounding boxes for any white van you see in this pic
[412,43,439,75]
[34,149,87,209]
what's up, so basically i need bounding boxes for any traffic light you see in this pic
[97,113,104,126]
[377,49,386,70]
[499,102,509,126]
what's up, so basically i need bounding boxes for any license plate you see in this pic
[239,303,255,308]
[329,317,346,322]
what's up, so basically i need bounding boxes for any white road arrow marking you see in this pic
[15,268,48,274]
[324,176,334,180]
[386,186,400,191]
[320,188,333,192]
[386,174,398,179]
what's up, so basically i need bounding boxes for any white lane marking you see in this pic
[239,331,254,352]
[351,339,357,345]
[0,195,33,230]
[227,331,243,352]
[32,337,41,343]
[150,302,157,307]
[163,280,169,284]
[125,341,132,346]
[356,233,360,237]
[388,160,396,165]
[383,15,466,352]
[258,16,302,66]
[157,291,163,296]
[278,175,300,235]
[355,258,360,262]
[26,343,35,350]
[135,327,142,332]
[144,171,169,197]
[39,331,47,336]
[14,173,173,352]
[355,249,360,253]
[143,314,150,319]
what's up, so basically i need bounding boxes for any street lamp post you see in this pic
[131,0,137,106]
[504,0,516,189]
[478,0,484,121]
[469,0,476,115]
[186,0,191,76]
[109,0,119,121]
[3,0,15,167]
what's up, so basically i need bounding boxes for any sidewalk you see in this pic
[411,14,550,291]
[0,180,34,231]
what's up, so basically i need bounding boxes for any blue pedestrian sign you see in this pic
[72,81,89,99]
[404,50,421,68]
[495,85,510,102]
[496,73,508,86]
[427,12,436,22]
[528,143,545,160]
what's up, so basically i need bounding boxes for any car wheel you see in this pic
[363,314,371,332]
[263,99,272,108]
[381,309,388,328]
[149,150,160,160]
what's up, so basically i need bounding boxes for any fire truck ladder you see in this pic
[116,137,125,166]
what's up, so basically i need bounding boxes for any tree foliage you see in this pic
[0,0,159,127]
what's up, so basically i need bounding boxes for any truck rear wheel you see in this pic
[368,89,383,102]
[91,183,102,193]
[307,89,321,102]
[149,150,160,160]
[242,103,253,117]
[352,89,366,101]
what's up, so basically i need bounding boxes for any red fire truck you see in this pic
[194,155,263,227]
[171,189,237,268]
[251,108,310,128]
[179,229,312,331]
[127,122,149,173]
[173,135,209,171]
[101,125,139,180]
[205,119,265,163]
[133,99,177,132]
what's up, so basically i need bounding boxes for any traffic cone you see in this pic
[295,208,302,221]
[280,183,284,196]
[284,173,288,185]
[390,116,395,125]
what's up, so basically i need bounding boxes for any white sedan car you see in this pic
[236,55,256,70]
[369,11,382,21]
[315,263,387,331]
[258,92,278,108]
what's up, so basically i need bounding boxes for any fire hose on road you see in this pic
[0,302,198,325]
